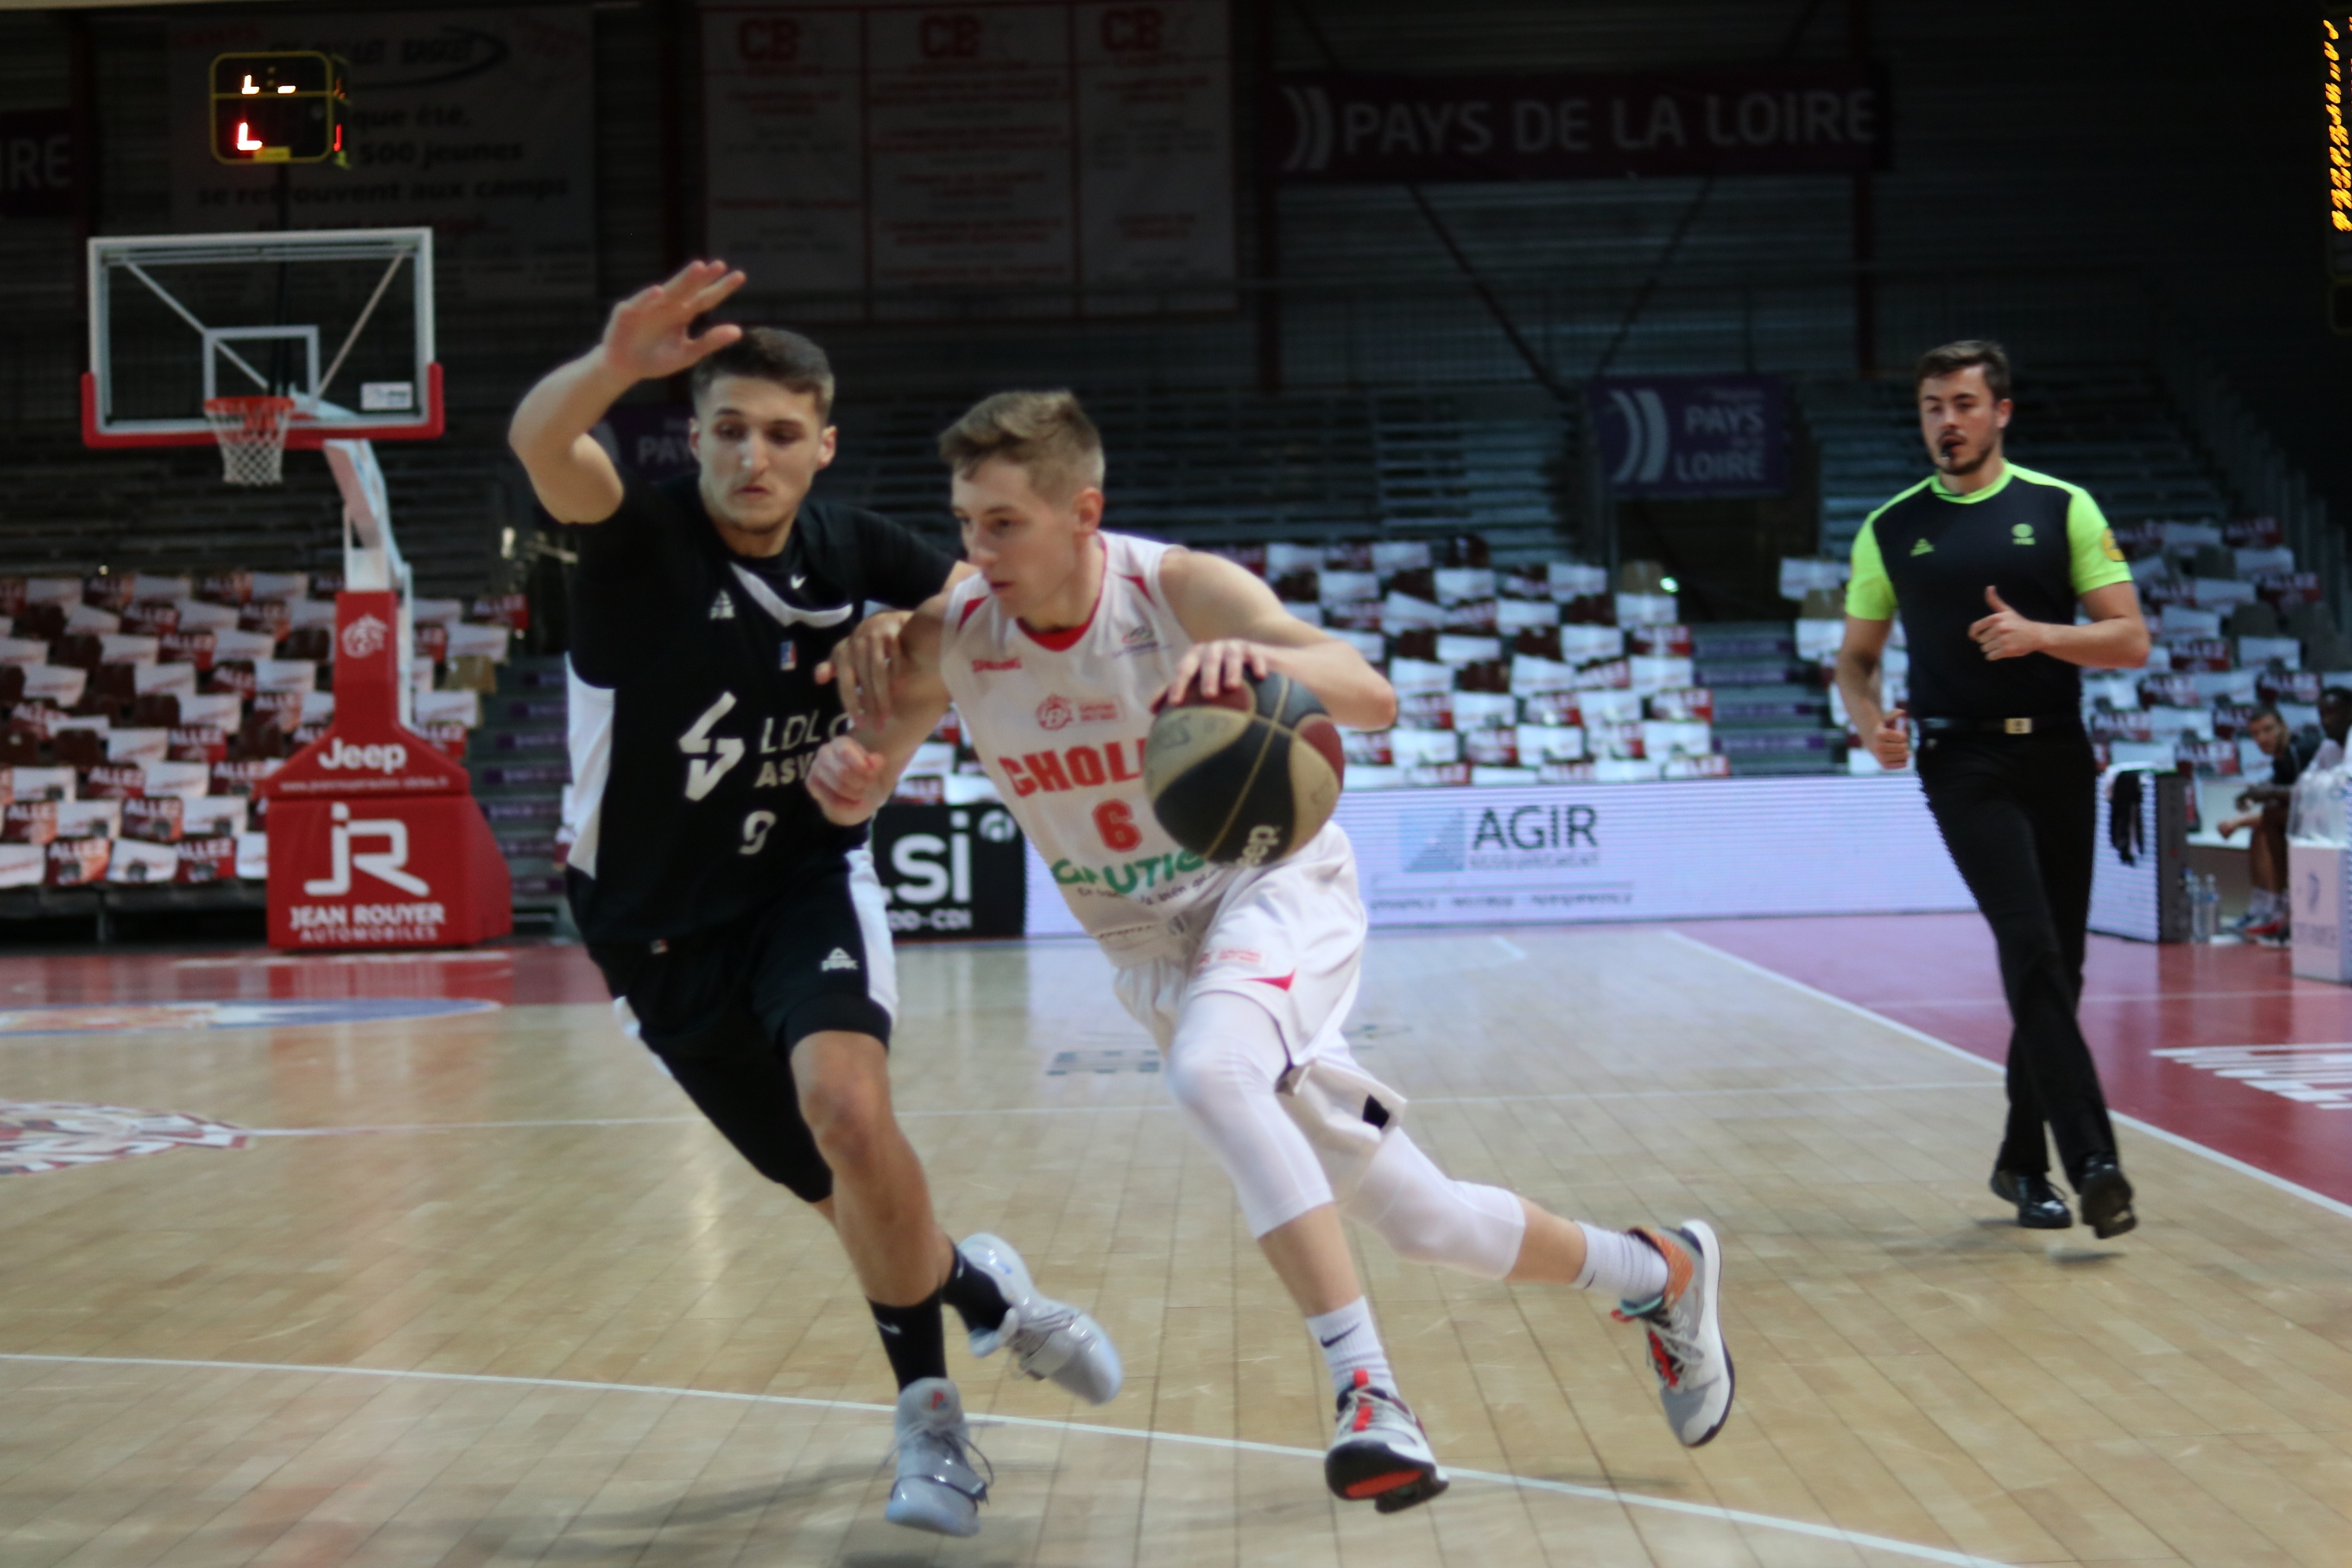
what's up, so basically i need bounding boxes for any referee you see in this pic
[1835,340,2151,1240]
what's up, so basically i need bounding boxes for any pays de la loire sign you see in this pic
[1269,64,1883,182]
[1591,375,1788,499]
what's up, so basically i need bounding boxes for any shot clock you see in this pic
[209,51,348,165]
[2326,13,2351,331]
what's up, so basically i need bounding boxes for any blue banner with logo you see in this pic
[1590,375,1788,498]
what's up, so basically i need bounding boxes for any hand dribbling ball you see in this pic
[1144,671,1344,866]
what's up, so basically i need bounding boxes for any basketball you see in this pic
[1144,671,1345,866]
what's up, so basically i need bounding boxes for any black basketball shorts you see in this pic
[583,849,897,1204]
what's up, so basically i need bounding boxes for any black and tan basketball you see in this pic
[1144,671,1345,866]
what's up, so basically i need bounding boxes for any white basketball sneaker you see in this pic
[1325,1370,1449,1513]
[957,1233,1123,1404]
[884,1378,989,1537]
[1613,1220,1736,1447]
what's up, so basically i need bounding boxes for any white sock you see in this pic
[1574,1223,1672,1303]
[1306,1298,1394,1398]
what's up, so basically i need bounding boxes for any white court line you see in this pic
[0,1351,2018,1568]
[1875,989,2328,1008]
[243,1117,710,1136]
[1664,930,2352,1225]
[234,1082,2003,1138]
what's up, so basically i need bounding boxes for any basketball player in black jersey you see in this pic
[508,262,1120,1538]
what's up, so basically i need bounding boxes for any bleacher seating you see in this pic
[888,538,1734,791]
[7,368,2296,922]
[1793,514,2344,782]
[0,570,522,903]
[814,385,1578,566]
[466,655,569,912]
[1803,368,2237,561]
[0,426,514,600]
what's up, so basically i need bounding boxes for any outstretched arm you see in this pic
[1156,550,1398,729]
[808,600,957,826]
[507,261,746,524]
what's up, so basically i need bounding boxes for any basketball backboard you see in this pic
[83,227,439,450]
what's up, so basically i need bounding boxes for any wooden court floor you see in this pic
[2,926,2350,1568]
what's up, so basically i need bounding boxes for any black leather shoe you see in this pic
[1989,1167,2073,1229]
[2076,1156,2137,1239]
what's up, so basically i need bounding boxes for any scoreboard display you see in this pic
[209,51,345,165]
[2328,13,2351,330]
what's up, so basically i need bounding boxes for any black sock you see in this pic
[869,1291,950,1389]
[937,1246,1012,1336]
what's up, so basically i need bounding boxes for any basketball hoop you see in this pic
[202,395,297,486]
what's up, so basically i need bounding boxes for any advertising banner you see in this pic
[267,795,511,947]
[165,8,596,300]
[2086,767,2188,944]
[1268,64,1883,183]
[262,590,509,948]
[872,800,1027,940]
[2290,841,2352,983]
[1024,776,1977,935]
[703,1,1234,316]
[1590,375,1788,498]
[262,592,473,801]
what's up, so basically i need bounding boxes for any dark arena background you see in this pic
[2,4,2350,1566]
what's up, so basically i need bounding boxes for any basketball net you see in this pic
[202,395,297,486]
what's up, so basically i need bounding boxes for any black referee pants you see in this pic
[1917,727,2118,1188]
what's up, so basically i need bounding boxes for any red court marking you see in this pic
[0,944,609,1011]
[1675,914,2352,1208]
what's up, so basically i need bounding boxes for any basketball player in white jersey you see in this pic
[809,391,1736,1511]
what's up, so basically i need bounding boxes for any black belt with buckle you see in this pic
[1917,714,2081,737]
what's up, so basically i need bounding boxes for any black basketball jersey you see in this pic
[566,474,956,946]
[1846,463,2132,721]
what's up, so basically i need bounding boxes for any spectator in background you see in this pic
[2312,687,2352,773]
[2216,706,2312,940]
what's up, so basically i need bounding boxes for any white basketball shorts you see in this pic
[1111,823,1365,1065]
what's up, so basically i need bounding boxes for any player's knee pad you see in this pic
[1165,990,1333,1237]
[1342,1132,1526,1280]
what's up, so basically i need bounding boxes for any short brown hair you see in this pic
[1915,339,2011,402]
[690,326,835,420]
[937,390,1105,503]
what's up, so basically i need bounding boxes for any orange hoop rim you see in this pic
[203,394,298,424]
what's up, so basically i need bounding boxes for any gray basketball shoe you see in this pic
[958,1232,1123,1404]
[1613,1220,1736,1447]
[884,1378,989,1537]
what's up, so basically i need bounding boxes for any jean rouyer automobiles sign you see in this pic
[262,590,511,948]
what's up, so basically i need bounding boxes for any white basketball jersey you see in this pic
[940,533,1241,961]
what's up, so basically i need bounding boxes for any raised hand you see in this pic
[599,261,748,383]
[1871,703,1911,769]
[1969,586,2045,662]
